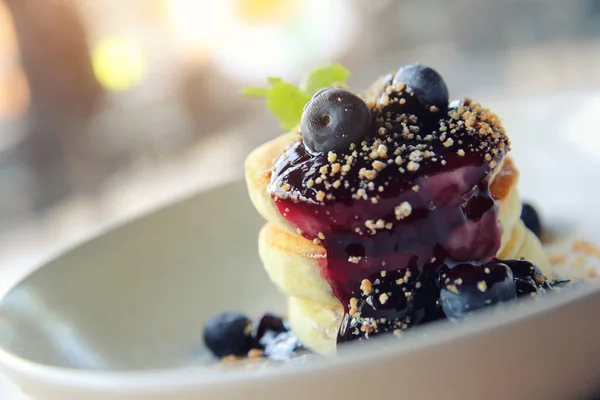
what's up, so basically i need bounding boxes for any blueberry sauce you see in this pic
[269,73,511,343]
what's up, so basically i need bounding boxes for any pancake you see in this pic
[245,66,552,355]
[256,158,549,300]
[252,151,549,354]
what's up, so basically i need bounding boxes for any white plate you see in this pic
[1,93,600,399]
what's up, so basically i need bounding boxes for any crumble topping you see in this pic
[269,82,510,218]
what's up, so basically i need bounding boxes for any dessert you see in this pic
[244,64,556,355]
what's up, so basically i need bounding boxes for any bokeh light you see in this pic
[0,2,29,119]
[0,68,30,120]
[165,0,356,81]
[92,36,146,91]
[166,0,230,56]
[234,0,298,24]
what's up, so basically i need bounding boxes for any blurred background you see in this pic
[0,0,600,278]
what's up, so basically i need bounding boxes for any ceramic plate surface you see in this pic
[1,94,600,399]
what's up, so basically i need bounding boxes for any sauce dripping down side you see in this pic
[270,96,508,343]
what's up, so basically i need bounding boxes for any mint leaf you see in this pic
[241,63,350,130]
[266,80,311,130]
[300,64,350,95]
[268,77,283,85]
[240,86,268,97]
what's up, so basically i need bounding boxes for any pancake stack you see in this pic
[245,66,550,355]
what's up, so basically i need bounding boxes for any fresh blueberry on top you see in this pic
[392,64,449,110]
[502,259,550,296]
[300,88,371,154]
[439,262,517,321]
[520,203,542,237]
[203,312,256,358]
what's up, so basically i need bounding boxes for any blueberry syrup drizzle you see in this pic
[269,80,512,343]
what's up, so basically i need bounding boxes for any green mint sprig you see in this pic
[241,63,350,130]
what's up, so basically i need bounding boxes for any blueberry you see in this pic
[439,262,517,320]
[300,88,371,154]
[502,259,550,296]
[338,268,445,344]
[392,64,449,109]
[203,312,255,358]
[520,203,542,237]
[254,313,288,343]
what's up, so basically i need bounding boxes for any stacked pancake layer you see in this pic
[246,132,550,355]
